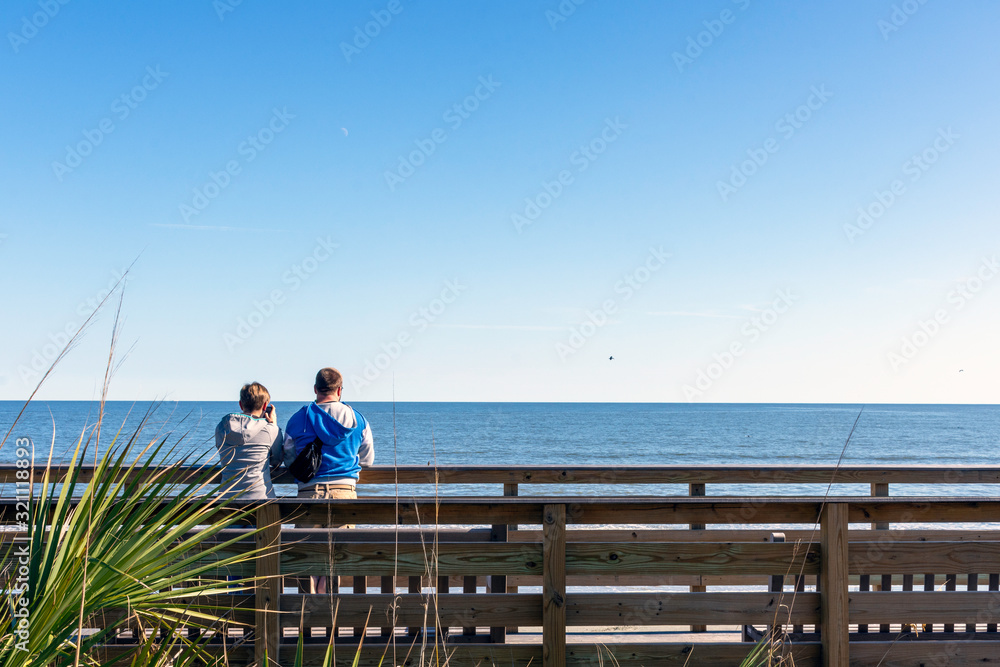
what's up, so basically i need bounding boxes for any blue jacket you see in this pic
[285,402,368,482]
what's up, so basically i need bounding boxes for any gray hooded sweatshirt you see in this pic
[214,413,283,499]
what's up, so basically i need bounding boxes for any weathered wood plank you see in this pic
[850,591,1000,624]
[847,499,1000,524]
[349,465,996,486]
[511,527,1000,544]
[849,541,1000,575]
[543,504,566,667]
[279,593,542,627]
[565,592,820,625]
[820,503,849,667]
[282,541,543,576]
[8,497,1000,528]
[178,537,805,579]
[565,542,820,576]
[83,594,256,628]
[85,641,827,667]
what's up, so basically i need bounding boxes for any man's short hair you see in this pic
[315,367,343,395]
[239,382,270,412]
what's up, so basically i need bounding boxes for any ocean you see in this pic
[2,401,998,499]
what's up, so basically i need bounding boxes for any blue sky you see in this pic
[1,0,998,403]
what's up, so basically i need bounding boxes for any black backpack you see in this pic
[287,437,324,483]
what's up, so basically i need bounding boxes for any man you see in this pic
[283,367,373,598]
[283,367,374,500]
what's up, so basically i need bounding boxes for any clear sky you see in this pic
[1,0,998,403]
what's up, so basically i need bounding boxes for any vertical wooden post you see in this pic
[768,532,785,638]
[857,574,869,634]
[489,521,508,644]
[820,503,849,667]
[463,576,478,636]
[944,575,956,633]
[504,482,519,634]
[408,576,421,636]
[354,576,367,638]
[923,574,935,633]
[878,573,893,634]
[255,504,282,667]
[989,574,999,633]
[871,483,890,634]
[437,575,450,640]
[380,576,394,637]
[543,504,566,667]
[689,482,707,633]
[870,483,889,530]
[793,574,805,635]
[901,574,913,633]
[967,574,979,633]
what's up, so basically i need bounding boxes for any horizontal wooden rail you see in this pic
[848,541,1000,574]
[91,642,829,667]
[264,541,821,578]
[5,496,1000,526]
[3,463,1000,486]
[275,591,822,628]
[85,640,1000,667]
[851,591,1000,624]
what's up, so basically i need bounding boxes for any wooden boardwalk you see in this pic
[3,464,1000,666]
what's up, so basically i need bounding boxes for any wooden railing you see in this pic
[5,463,1000,487]
[3,465,1000,666]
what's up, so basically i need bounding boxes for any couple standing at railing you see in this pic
[213,367,374,502]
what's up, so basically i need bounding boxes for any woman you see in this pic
[214,381,283,499]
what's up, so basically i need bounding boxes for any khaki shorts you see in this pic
[297,483,356,528]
